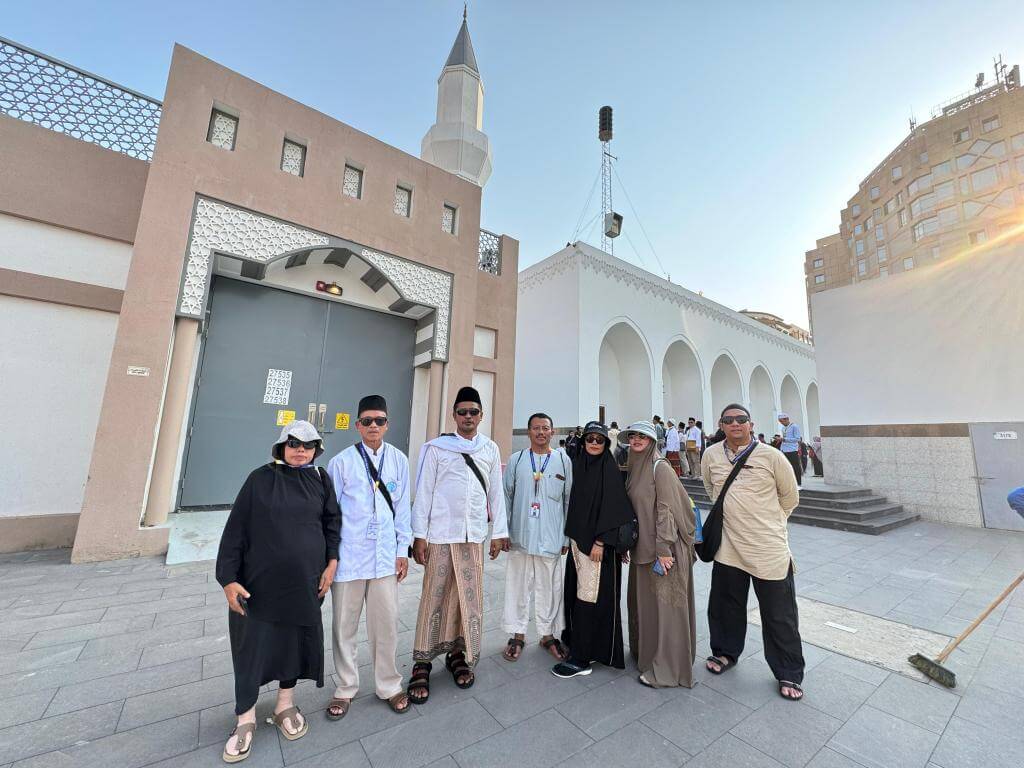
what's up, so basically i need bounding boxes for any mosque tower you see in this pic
[420,9,493,187]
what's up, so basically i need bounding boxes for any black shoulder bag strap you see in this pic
[358,445,396,517]
[695,443,757,563]
[462,453,488,494]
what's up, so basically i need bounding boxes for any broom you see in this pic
[908,570,1023,687]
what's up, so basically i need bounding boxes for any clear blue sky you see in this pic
[7,1,1022,326]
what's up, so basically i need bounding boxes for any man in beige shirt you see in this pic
[701,403,805,701]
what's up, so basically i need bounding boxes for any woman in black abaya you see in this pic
[216,420,341,763]
[553,421,636,678]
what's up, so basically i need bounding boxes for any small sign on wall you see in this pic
[127,366,150,376]
[994,431,1018,440]
[263,369,292,405]
[276,410,296,426]
[335,413,350,430]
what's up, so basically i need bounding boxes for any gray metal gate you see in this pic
[970,421,1024,532]
[179,277,414,508]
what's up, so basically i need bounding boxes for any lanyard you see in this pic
[725,441,755,465]
[529,450,552,495]
[357,443,386,496]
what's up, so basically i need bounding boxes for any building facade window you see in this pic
[393,185,412,217]
[954,126,971,143]
[874,225,885,241]
[937,205,959,227]
[879,266,888,277]
[969,229,987,245]
[280,139,306,177]
[814,274,825,284]
[877,245,887,262]
[855,239,865,255]
[908,174,932,196]
[441,203,457,234]
[931,246,941,259]
[919,151,929,164]
[903,257,915,270]
[934,180,955,201]
[910,193,935,218]
[892,165,903,181]
[869,185,880,200]
[912,217,938,242]
[813,258,824,268]
[342,165,363,198]
[971,165,998,192]
[884,198,896,215]
[982,115,1000,133]
[851,203,861,217]
[896,190,904,205]
[898,209,908,227]
[207,109,238,150]
[932,160,952,177]
[858,259,867,276]
[854,223,863,235]
[1012,132,1024,151]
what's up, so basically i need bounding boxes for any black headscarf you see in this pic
[564,435,635,553]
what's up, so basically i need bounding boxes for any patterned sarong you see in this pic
[412,543,484,667]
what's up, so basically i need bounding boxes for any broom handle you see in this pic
[936,570,1024,662]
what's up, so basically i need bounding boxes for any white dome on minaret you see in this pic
[420,10,493,187]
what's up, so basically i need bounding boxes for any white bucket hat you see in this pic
[617,420,658,446]
[271,420,324,460]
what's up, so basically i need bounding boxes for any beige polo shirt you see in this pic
[701,441,799,580]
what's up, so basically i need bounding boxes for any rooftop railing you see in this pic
[0,36,161,161]
[478,229,501,275]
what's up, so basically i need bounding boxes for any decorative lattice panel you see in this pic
[394,186,411,217]
[281,140,305,176]
[343,166,362,198]
[478,229,501,275]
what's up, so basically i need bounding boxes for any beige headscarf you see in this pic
[625,432,694,563]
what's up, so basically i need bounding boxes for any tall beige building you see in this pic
[806,64,1023,325]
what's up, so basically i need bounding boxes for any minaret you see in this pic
[420,8,493,187]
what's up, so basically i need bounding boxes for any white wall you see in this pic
[813,242,1024,426]
[0,296,117,516]
[0,213,132,288]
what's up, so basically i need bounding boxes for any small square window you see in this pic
[854,223,863,236]
[281,139,306,177]
[869,186,880,200]
[982,115,1000,133]
[954,126,971,143]
[394,185,412,217]
[898,209,908,227]
[343,165,363,199]
[813,258,824,269]
[873,207,882,219]
[892,166,903,180]
[919,151,929,164]
[877,245,888,262]
[884,198,895,215]
[207,109,238,150]
[875,225,884,241]
[855,239,865,255]
[858,259,867,276]
[969,229,987,245]
[851,203,861,217]
[903,257,915,270]
[814,274,825,285]
[442,204,457,234]
[896,190,904,205]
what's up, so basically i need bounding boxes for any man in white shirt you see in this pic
[326,395,411,720]
[664,419,683,477]
[685,417,702,478]
[407,386,509,704]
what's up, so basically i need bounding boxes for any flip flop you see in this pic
[325,697,350,721]
[779,681,804,701]
[386,692,411,714]
[502,638,525,662]
[706,655,737,675]
[222,722,255,763]
[267,706,307,741]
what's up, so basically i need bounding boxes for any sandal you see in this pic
[445,650,475,689]
[325,697,350,721]
[706,655,737,675]
[638,673,656,688]
[267,706,307,741]
[779,681,804,701]
[540,637,567,661]
[502,638,525,662]
[387,692,411,714]
[407,661,432,704]
[222,722,255,763]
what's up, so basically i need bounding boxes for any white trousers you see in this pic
[331,576,402,699]
[501,550,565,637]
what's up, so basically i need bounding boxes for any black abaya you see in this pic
[561,546,624,668]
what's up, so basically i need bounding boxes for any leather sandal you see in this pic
[706,655,737,675]
[387,692,411,714]
[222,722,255,763]
[779,681,804,701]
[267,706,307,740]
[445,650,475,689]
[407,661,432,704]
[540,637,567,661]
[502,638,525,661]
[325,697,350,721]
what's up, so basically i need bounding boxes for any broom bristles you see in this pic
[907,653,956,688]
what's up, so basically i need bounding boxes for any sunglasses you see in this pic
[584,435,606,444]
[628,433,650,441]
[358,417,388,427]
[285,438,319,450]
[721,415,750,425]
[456,408,481,417]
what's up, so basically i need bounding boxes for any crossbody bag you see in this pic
[694,443,757,563]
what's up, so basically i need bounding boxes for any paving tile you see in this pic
[0,643,84,676]
[78,618,204,659]
[117,673,236,731]
[361,698,501,768]
[827,705,939,768]
[0,602,61,621]
[0,700,121,763]
[12,712,199,768]
[53,588,164,615]
[954,681,1024,734]
[683,732,785,768]
[102,593,206,620]
[155,602,227,628]
[288,741,370,768]
[0,688,55,730]
[119,574,210,594]
[799,666,877,721]
[452,709,591,768]
[865,673,958,734]
[474,667,590,726]
[0,649,142,698]
[814,654,890,686]
[0,608,105,638]
[402,655,512,710]
[805,748,864,768]
[145,729,284,768]
[558,672,683,738]
[202,650,234,679]
[929,714,1024,768]
[640,683,752,755]
[557,721,689,768]
[138,629,231,668]
[23,617,143,649]
[731,699,842,768]
[699,656,779,710]
[843,587,914,617]
[46,657,203,715]
[0,637,32,655]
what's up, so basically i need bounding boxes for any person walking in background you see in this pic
[325,395,411,721]
[809,436,824,478]
[653,416,666,451]
[664,419,683,478]
[703,404,804,701]
[502,413,572,663]
[778,413,803,489]
[607,421,621,447]
[685,418,702,478]
[565,426,582,460]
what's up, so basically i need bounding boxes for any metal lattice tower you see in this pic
[599,106,614,254]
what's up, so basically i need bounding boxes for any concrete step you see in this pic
[799,487,875,500]
[794,502,906,522]
[796,494,894,511]
[789,510,920,535]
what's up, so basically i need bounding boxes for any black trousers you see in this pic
[708,561,805,684]
[783,450,803,485]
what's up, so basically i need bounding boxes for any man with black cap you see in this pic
[406,386,509,704]
[325,395,412,719]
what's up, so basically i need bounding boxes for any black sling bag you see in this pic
[694,443,757,563]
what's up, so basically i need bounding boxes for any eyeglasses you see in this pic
[721,415,750,425]
[628,433,650,441]
[456,408,481,417]
[285,438,319,450]
[583,435,606,444]
[358,417,388,427]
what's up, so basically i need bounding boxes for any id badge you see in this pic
[529,502,541,519]
[366,519,378,539]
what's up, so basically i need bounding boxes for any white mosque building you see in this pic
[514,242,819,441]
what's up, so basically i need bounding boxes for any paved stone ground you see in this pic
[1,519,1022,768]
